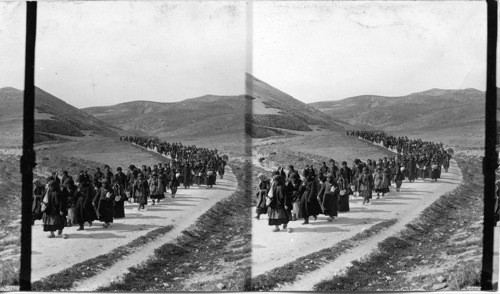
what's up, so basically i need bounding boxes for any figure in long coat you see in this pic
[255,173,270,219]
[32,179,45,225]
[267,175,290,231]
[93,179,114,228]
[358,167,374,205]
[42,179,67,238]
[74,176,97,231]
[317,174,339,221]
[286,172,304,221]
[133,173,149,210]
[299,173,322,224]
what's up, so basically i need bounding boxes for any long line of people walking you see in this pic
[32,137,228,239]
[256,130,453,232]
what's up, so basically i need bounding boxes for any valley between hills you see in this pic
[0,73,494,291]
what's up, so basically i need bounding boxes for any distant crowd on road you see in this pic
[32,136,228,239]
[256,130,454,232]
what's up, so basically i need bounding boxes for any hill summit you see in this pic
[309,88,485,131]
[0,86,117,143]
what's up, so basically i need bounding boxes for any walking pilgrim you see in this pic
[254,130,454,236]
[31,135,230,239]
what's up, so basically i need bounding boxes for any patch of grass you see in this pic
[247,218,398,291]
[99,161,252,291]
[0,259,19,288]
[31,225,174,291]
[315,156,484,291]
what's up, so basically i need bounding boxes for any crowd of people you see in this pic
[32,137,228,238]
[256,130,454,232]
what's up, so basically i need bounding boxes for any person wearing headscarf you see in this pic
[337,172,351,212]
[62,176,77,227]
[183,163,192,189]
[317,173,339,222]
[133,173,149,210]
[358,167,374,205]
[93,179,115,228]
[32,179,45,225]
[170,171,180,197]
[149,171,160,205]
[286,172,304,221]
[299,171,322,224]
[42,179,67,238]
[394,165,405,192]
[205,164,216,189]
[113,167,128,218]
[430,158,440,182]
[267,174,290,232]
[255,173,271,220]
[74,172,96,231]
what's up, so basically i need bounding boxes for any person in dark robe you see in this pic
[339,161,352,185]
[337,173,351,212]
[317,174,339,221]
[113,167,128,218]
[205,165,216,188]
[327,160,339,179]
[93,179,114,228]
[158,169,167,199]
[170,172,180,197]
[42,179,67,238]
[134,173,149,210]
[442,152,451,173]
[394,166,405,192]
[430,159,440,182]
[104,165,114,185]
[287,172,304,221]
[149,171,161,205]
[319,162,329,176]
[300,172,322,224]
[74,173,96,231]
[267,174,290,232]
[255,173,270,220]
[407,157,417,182]
[32,179,45,225]
[217,160,226,179]
[63,177,77,227]
[183,163,192,189]
[358,167,374,205]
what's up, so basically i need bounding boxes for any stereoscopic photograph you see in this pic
[0,0,497,292]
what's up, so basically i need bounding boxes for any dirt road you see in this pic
[252,160,462,289]
[31,165,236,287]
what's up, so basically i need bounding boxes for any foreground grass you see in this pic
[99,161,252,291]
[248,218,397,291]
[31,225,174,291]
[315,155,483,291]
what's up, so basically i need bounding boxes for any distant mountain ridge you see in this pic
[0,86,118,142]
[83,74,346,139]
[309,88,485,132]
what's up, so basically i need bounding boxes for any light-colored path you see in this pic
[31,166,237,290]
[252,159,462,287]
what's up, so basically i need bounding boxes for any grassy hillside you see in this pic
[0,87,118,145]
[84,74,346,141]
[310,88,484,132]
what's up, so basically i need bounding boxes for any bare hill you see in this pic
[309,88,485,132]
[84,74,346,140]
[247,73,344,137]
[0,87,118,145]
[84,95,247,139]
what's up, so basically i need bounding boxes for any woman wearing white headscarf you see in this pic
[267,174,290,232]
[255,173,270,220]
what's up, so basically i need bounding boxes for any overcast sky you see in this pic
[0,1,247,108]
[253,1,487,103]
[0,1,491,107]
